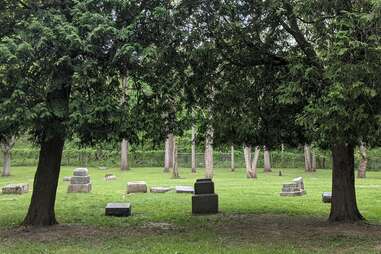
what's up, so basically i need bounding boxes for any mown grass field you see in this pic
[1,166,381,254]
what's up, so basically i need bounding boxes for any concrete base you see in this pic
[105,203,131,217]
[280,190,306,196]
[2,184,29,194]
[68,183,92,193]
[150,187,173,193]
[127,181,147,194]
[192,194,218,214]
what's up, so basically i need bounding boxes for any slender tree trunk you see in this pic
[22,136,65,226]
[244,145,256,178]
[251,146,260,178]
[172,137,180,179]
[164,134,174,173]
[191,126,196,173]
[204,130,213,179]
[304,144,313,172]
[357,143,367,179]
[1,136,15,177]
[230,145,235,172]
[120,139,129,171]
[263,146,272,172]
[329,143,364,222]
[311,152,317,172]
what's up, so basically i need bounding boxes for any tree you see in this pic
[0,135,15,177]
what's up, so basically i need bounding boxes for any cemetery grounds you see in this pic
[1,167,381,253]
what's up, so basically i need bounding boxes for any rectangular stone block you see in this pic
[73,168,88,176]
[192,194,218,214]
[322,192,332,203]
[127,181,147,194]
[280,190,306,196]
[150,187,173,193]
[194,181,214,195]
[2,184,29,194]
[105,175,117,181]
[105,203,131,217]
[176,186,194,193]
[70,176,90,184]
[68,183,92,193]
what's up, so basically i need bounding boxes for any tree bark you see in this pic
[357,143,367,178]
[304,144,313,172]
[329,143,364,222]
[172,137,180,179]
[230,145,235,172]
[251,146,260,178]
[244,145,256,178]
[263,146,272,172]
[311,152,317,172]
[120,139,129,171]
[191,126,196,173]
[1,136,15,177]
[164,134,174,172]
[204,130,213,179]
[22,136,65,226]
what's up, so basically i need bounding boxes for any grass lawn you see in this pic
[1,166,381,253]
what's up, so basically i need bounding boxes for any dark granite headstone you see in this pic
[105,203,131,217]
[192,194,218,214]
[194,180,214,195]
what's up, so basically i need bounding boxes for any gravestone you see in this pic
[68,168,92,193]
[63,176,71,182]
[280,177,306,196]
[192,179,218,214]
[105,203,131,217]
[127,181,147,194]
[322,192,332,203]
[2,183,29,194]
[105,174,117,181]
[150,187,173,193]
[175,186,194,193]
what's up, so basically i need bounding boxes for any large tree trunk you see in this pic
[357,143,367,179]
[191,126,196,173]
[120,139,129,171]
[1,136,15,177]
[263,146,272,172]
[329,143,364,222]
[22,136,65,226]
[172,137,180,179]
[304,144,313,172]
[204,131,213,179]
[164,134,174,173]
[230,145,235,172]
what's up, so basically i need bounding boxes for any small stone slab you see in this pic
[2,184,29,194]
[68,183,92,193]
[322,192,332,203]
[192,193,218,214]
[105,203,131,217]
[176,186,194,193]
[105,175,117,181]
[73,168,88,176]
[63,176,71,182]
[70,176,90,184]
[127,181,147,194]
[150,187,173,193]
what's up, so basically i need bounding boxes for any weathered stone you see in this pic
[127,181,147,194]
[280,177,306,197]
[280,190,306,196]
[2,183,29,194]
[70,176,90,184]
[105,175,117,181]
[175,186,194,193]
[192,193,218,214]
[105,203,131,217]
[194,180,214,195]
[322,192,332,203]
[73,168,88,176]
[68,183,92,193]
[63,176,71,182]
[150,187,173,193]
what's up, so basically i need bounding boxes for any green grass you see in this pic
[1,166,381,253]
